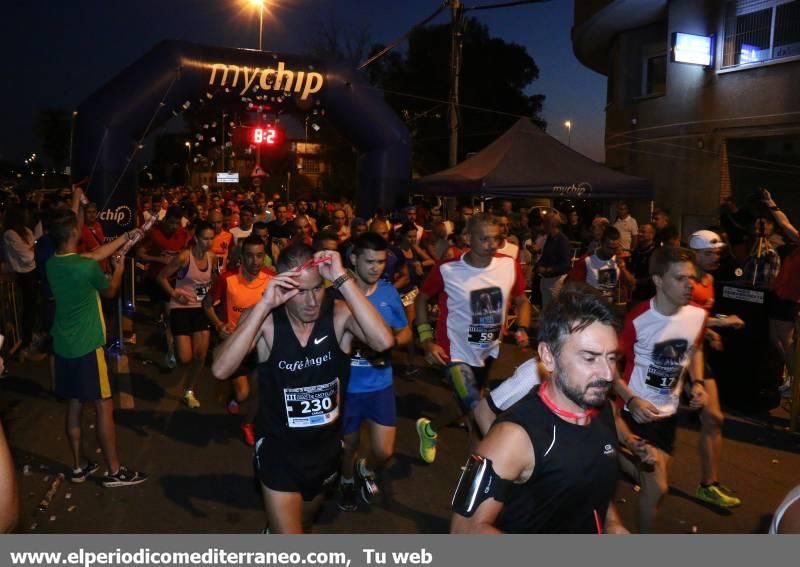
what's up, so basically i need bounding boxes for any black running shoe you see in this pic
[337,481,358,512]
[102,466,148,488]
[70,461,100,484]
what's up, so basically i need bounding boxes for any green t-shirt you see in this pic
[46,253,109,358]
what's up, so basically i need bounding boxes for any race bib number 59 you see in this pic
[283,378,339,428]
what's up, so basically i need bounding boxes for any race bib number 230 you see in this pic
[283,378,339,428]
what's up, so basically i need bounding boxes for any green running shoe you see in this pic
[416,417,438,464]
[696,483,741,508]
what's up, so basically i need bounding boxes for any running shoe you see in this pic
[102,466,148,488]
[337,480,358,512]
[183,390,200,409]
[356,459,380,504]
[70,460,100,483]
[415,417,437,464]
[241,423,256,447]
[165,351,177,370]
[696,483,741,508]
[227,399,240,415]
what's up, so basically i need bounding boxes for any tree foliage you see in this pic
[368,17,546,175]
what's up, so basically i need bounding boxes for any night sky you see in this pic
[0,0,606,164]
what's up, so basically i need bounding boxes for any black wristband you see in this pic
[331,270,354,290]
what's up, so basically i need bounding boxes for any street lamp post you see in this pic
[250,0,265,50]
[564,120,572,147]
[185,141,192,184]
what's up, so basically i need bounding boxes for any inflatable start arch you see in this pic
[71,40,411,237]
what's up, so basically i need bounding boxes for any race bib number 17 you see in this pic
[283,378,339,428]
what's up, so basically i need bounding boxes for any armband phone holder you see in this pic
[451,455,510,517]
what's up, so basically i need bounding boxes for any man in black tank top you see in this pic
[211,244,394,533]
[451,286,630,534]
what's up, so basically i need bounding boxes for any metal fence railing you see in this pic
[723,0,800,68]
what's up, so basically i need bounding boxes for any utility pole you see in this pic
[221,112,226,173]
[448,0,463,169]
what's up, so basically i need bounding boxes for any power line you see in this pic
[606,110,800,141]
[358,2,448,70]
[623,147,800,179]
[369,85,534,121]
[465,0,551,13]
[610,132,800,170]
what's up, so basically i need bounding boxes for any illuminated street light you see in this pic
[249,0,265,51]
[564,120,572,147]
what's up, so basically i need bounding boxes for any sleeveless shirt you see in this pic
[255,292,351,461]
[496,387,619,533]
[170,251,212,309]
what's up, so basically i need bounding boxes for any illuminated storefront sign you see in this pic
[216,172,240,184]
[672,33,714,66]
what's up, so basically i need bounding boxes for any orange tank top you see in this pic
[224,269,272,328]
[690,272,715,313]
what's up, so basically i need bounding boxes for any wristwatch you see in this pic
[331,270,354,290]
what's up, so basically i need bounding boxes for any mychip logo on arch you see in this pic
[99,205,134,227]
[207,62,324,100]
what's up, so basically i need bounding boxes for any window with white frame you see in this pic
[722,0,800,67]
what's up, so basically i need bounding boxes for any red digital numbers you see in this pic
[253,127,280,146]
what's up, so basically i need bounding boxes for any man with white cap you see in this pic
[688,229,745,509]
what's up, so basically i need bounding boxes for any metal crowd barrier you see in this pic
[0,275,22,357]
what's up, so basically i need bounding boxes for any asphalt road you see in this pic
[2,312,799,534]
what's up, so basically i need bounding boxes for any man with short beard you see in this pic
[450,287,627,534]
[614,246,709,532]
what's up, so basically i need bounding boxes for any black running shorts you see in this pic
[622,410,678,455]
[170,307,211,336]
[253,438,340,501]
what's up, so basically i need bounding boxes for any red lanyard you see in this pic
[538,381,599,424]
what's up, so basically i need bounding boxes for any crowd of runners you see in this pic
[1,183,799,534]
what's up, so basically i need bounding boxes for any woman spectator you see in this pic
[3,206,38,352]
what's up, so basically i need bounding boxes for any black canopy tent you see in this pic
[414,118,651,200]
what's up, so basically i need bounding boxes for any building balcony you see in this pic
[573,0,667,74]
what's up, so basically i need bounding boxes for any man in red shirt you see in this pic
[136,206,189,368]
[78,203,108,273]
